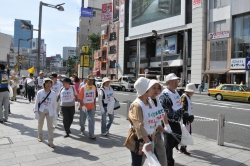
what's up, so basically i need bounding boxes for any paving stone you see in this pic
[34,151,70,160]
[0,152,16,160]
[48,160,84,166]
[0,145,30,155]
[101,156,131,166]
[0,154,37,166]
[20,158,60,166]
[14,148,49,157]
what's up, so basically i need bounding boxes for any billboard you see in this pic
[131,0,181,27]
[80,7,93,18]
[230,58,245,69]
[113,0,119,22]
[209,30,230,40]
[102,3,112,21]
[31,38,45,53]
[32,38,37,50]
[156,35,177,57]
[76,27,80,46]
[120,1,125,28]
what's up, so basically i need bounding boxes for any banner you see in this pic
[31,39,37,50]
[102,3,112,21]
[80,7,93,18]
[113,0,119,22]
[193,0,202,9]
[120,4,124,28]
[84,55,90,67]
[209,30,230,40]
[76,27,79,46]
[230,58,245,69]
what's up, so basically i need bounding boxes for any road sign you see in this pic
[84,55,90,67]
[82,46,89,53]
[144,69,148,73]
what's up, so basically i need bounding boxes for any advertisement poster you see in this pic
[246,58,250,69]
[230,58,245,69]
[140,43,146,58]
[113,0,119,22]
[80,7,93,18]
[209,30,230,40]
[129,45,137,62]
[131,0,181,27]
[31,38,37,50]
[40,39,45,54]
[120,4,124,28]
[156,35,177,56]
[84,55,90,67]
[31,38,45,53]
[193,0,202,9]
[102,3,112,21]
[76,27,79,46]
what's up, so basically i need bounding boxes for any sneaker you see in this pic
[3,119,7,122]
[37,138,42,142]
[64,134,70,138]
[89,134,96,139]
[180,148,190,155]
[80,131,85,135]
[0,120,3,123]
[48,143,55,148]
[101,132,108,136]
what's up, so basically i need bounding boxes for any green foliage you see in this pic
[66,56,76,76]
[88,33,100,54]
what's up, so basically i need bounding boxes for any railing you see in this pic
[132,0,154,20]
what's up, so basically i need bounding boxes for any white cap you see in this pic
[184,83,196,92]
[165,73,180,82]
[134,77,150,96]
[102,77,111,84]
[148,79,160,90]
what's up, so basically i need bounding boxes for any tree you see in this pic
[88,33,100,54]
[66,57,75,76]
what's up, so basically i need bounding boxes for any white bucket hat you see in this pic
[184,83,196,92]
[101,77,112,87]
[165,73,180,82]
[43,78,53,88]
[148,79,160,90]
[134,77,150,96]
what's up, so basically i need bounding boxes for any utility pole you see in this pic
[160,34,164,81]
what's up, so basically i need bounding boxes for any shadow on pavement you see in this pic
[8,113,34,120]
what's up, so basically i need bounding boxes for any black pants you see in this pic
[130,148,158,166]
[166,121,182,166]
[27,88,35,102]
[61,106,75,134]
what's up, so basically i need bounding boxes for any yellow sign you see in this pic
[84,55,90,67]
[80,54,84,67]
[82,46,89,53]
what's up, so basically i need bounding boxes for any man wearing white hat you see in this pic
[159,73,189,166]
[179,83,196,155]
[36,71,44,91]
[98,77,115,136]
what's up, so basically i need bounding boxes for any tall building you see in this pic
[14,19,33,48]
[63,47,76,60]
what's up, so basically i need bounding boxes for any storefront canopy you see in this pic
[203,69,229,74]
[227,70,246,73]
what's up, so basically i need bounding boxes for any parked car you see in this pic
[111,75,135,91]
[208,84,250,102]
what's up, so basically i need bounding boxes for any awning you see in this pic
[227,70,246,73]
[92,70,100,76]
[203,69,229,74]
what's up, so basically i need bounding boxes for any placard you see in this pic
[230,58,245,69]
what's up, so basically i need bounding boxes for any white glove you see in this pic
[35,112,39,120]
[82,106,86,112]
[164,124,172,133]
[100,108,105,115]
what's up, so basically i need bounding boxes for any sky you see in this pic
[0,0,81,57]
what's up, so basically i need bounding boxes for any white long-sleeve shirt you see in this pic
[34,89,57,117]
[98,86,114,112]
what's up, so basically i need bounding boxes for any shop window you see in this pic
[110,32,116,41]
[109,60,116,68]
[101,62,106,70]
[214,20,226,32]
[210,40,228,61]
[109,46,116,54]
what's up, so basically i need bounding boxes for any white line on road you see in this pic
[194,115,250,128]
[231,107,250,111]
[209,104,229,108]
[193,102,208,105]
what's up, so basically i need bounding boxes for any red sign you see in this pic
[209,30,230,40]
[193,0,201,9]
[102,3,112,21]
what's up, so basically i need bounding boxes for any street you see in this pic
[113,90,250,148]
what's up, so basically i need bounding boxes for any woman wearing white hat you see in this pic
[98,77,115,136]
[34,78,57,148]
[124,77,162,166]
[179,83,196,155]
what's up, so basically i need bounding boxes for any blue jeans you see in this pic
[101,108,114,134]
[79,108,95,135]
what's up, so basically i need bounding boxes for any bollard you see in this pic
[126,100,132,120]
[217,114,225,146]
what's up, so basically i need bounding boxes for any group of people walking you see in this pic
[33,73,117,148]
[125,73,196,166]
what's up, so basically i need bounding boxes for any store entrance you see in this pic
[231,74,245,84]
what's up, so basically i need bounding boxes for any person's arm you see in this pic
[52,93,57,116]
[78,87,84,107]
[159,92,183,121]
[34,91,40,112]
[181,95,188,112]
[98,89,104,112]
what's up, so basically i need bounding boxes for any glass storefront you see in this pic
[233,13,250,58]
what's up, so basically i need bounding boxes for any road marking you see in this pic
[231,107,250,111]
[216,103,232,106]
[193,102,208,105]
[209,104,229,108]
[194,115,250,127]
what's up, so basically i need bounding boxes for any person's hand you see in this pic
[157,125,165,133]
[145,142,153,153]
[164,124,172,133]
[183,111,189,118]
[100,108,105,115]
[35,112,39,120]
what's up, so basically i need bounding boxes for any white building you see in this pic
[0,32,12,63]
[62,47,76,60]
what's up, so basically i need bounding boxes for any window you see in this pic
[123,77,128,82]
[109,60,116,68]
[110,32,116,41]
[101,62,106,70]
[109,46,116,54]
[93,11,96,17]
[210,40,228,61]
[214,0,227,8]
[214,20,226,32]
[233,86,244,92]
[221,85,233,91]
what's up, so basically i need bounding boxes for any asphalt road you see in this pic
[111,90,250,148]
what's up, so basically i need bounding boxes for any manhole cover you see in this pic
[0,137,12,145]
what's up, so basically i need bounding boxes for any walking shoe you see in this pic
[180,148,191,155]
[37,138,42,142]
[64,134,70,138]
[0,120,3,123]
[3,119,7,122]
[101,132,108,136]
[9,111,11,114]
[80,131,85,135]
[89,135,96,139]
[48,143,55,148]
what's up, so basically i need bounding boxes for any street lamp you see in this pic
[21,1,65,75]
[17,38,32,71]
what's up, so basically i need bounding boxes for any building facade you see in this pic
[14,19,33,48]
[63,47,76,60]
[122,0,206,85]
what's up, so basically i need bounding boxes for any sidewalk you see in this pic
[0,97,250,166]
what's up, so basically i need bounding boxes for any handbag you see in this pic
[124,128,144,155]
[38,91,51,110]
[114,98,120,110]
[180,119,194,146]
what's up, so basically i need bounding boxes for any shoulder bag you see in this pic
[38,91,51,110]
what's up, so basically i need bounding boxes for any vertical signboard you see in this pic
[76,27,79,46]
[80,7,93,18]
[193,0,202,9]
[32,38,37,50]
[120,0,124,28]
[40,39,45,54]
[113,0,119,22]
[101,3,112,21]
